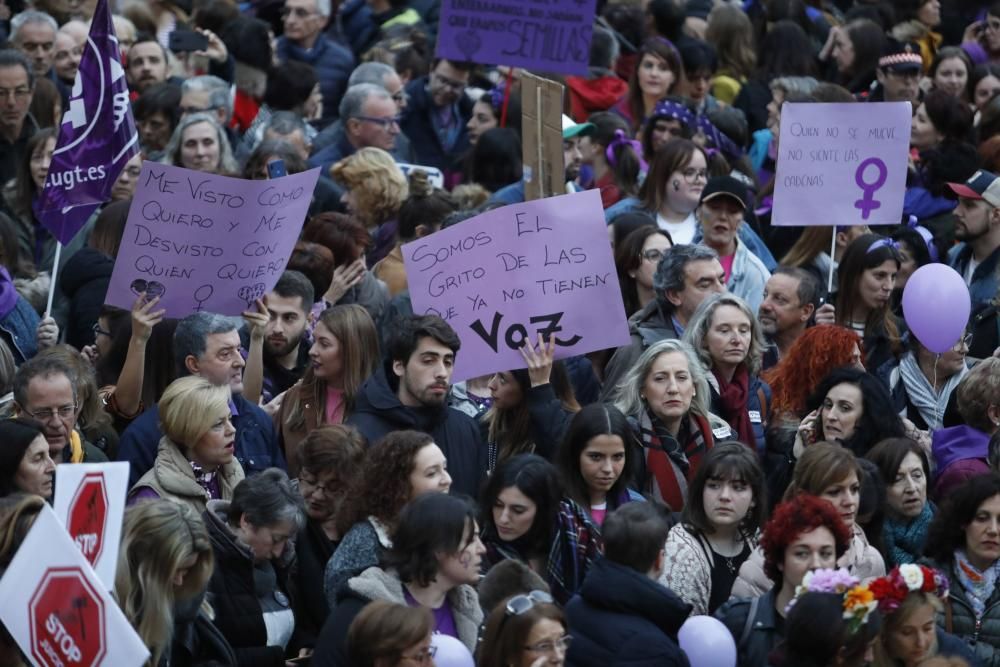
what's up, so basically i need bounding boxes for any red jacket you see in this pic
[566,74,629,122]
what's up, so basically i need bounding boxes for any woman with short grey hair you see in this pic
[203,468,307,664]
[611,339,731,511]
[682,293,771,454]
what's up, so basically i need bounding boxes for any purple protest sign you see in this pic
[402,189,629,381]
[105,163,320,318]
[34,0,139,245]
[435,0,596,75]
[771,102,912,226]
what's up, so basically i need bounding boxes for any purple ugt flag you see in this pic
[34,0,139,245]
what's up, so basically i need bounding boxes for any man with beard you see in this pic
[347,315,487,497]
[117,312,284,486]
[263,272,313,403]
[757,267,819,370]
[125,36,171,98]
[947,169,1000,315]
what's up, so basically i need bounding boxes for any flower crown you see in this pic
[788,568,878,634]
[869,564,949,615]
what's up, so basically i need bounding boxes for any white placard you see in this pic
[397,162,445,189]
[0,505,150,667]
[52,462,129,590]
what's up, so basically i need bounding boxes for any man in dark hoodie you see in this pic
[565,501,691,667]
[347,314,487,497]
[566,25,628,123]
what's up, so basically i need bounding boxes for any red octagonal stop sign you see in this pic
[28,566,107,667]
[67,473,109,566]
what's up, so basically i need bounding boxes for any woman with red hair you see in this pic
[716,494,852,667]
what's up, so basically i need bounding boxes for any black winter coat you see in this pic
[346,365,488,497]
[564,558,691,667]
[203,502,298,666]
[293,519,337,646]
[60,247,113,350]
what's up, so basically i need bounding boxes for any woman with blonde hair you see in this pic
[276,304,380,475]
[613,338,731,510]
[331,147,408,264]
[162,112,238,175]
[129,376,245,512]
[115,499,235,666]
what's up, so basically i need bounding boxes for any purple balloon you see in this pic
[678,615,736,667]
[902,264,971,354]
[430,635,474,667]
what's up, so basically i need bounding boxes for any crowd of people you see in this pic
[2,0,1000,665]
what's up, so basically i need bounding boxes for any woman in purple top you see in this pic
[311,493,486,667]
[128,376,245,514]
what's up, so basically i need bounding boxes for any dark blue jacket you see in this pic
[307,120,416,174]
[275,36,354,122]
[117,392,284,487]
[0,295,39,363]
[338,0,439,56]
[565,557,691,667]
[347,364,488,498]
[399,76,473,175]
[709,375,772,456]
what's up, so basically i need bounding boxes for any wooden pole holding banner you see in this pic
[520,71,564,201]
[44,242,62,319]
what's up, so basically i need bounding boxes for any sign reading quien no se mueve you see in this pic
[772,102,912,227]
[402,189,630,382]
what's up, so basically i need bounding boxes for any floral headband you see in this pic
[787,568,878,635]
[869,565,949,615]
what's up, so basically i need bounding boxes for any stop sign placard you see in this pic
[28,566,107,667]
[67,473,109,566]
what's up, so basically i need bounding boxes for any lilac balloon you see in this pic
[678,615,736,667]
[430,634,474,667]
[902,264,971,354]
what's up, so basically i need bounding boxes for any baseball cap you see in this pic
[947,169,1000,207]
[878,40,923,73]
[562,114,595,140]
[700,176,749,209]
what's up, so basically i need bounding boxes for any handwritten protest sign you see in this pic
[397,163,444,189]
[53,462,129,590]
[772,102,912,226]
[0,505,149,667]
[402,189,629,381]
[436,0,597,75]
[106,163,319,318]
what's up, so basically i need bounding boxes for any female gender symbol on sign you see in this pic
[853,157,888,220]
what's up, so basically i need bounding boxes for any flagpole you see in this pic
[45,242,62,319]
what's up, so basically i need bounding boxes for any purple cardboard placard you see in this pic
[105,163,319,318]
[772,102,912,226]
[435,0,596,75]
[402,189,630,381]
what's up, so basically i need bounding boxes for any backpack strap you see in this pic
[756,386,769,427]
[740,595,760,648]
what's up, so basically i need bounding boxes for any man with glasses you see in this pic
[275,0,354,122]
[400,58,474,176]
[0,49,36,186]
[866,40,923,106]
[564,501,689,666]
[694,176,771,312]
[308,83,401,172]
[14,356,108,464]
[181,75,239,148]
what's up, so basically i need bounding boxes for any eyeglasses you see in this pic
[400,645,437,665]
[354,115,401,128]
[953,333,973,351]
[23,405,77,421]
[92,322,112,338]
[281,7,316,18]
[180,105,218,115]
[501,590,553,632]
[641,248,665,263]
[680,167,708,183]
[299,475,336,495]
[525,635,573,654]
[432,72,467,91]
[0,87,31,102]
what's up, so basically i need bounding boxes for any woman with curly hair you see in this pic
[923,474,1000,665]
[301,213,390,324]
[330,147,408,265]
[716,494,851,667]
[613,38,685,133]
[275,305,380,474]
[735,443,886,599]
[763,325,864,423]
[323,430,451,605]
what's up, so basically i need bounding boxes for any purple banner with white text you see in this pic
[402,189,629,381]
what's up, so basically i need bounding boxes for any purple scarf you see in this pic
[0,267,21,319]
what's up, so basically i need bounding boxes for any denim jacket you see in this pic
[0,296,39,363]
[948,242,1000,316]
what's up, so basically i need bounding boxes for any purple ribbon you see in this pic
[866,237,902,254]
[606,129,649,172]
[906,215,940,262]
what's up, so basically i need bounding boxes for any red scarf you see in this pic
[713,365,755,448]
[642,413,716,511]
